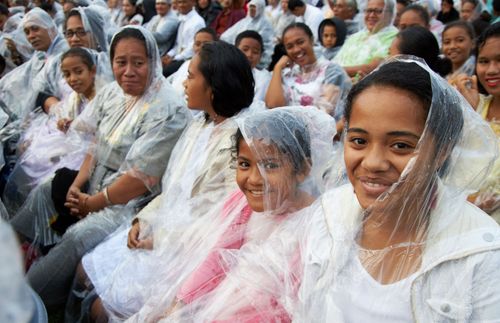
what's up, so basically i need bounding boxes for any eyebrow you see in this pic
[347,128,421,140]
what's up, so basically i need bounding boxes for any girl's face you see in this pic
[61,56,96,98]
[442,26,474,68]
[237,37,262,69]
[476,37,500,98]
[321,24,337,49]
[123,0,135,16]
[112,38,150,96]
[344,86,426,209]
[283,27,316,67]
[65,15,91,49]
[460,1,475,21]
[193,32,214,55]
[236,139,303,212]
[183,54,213,110]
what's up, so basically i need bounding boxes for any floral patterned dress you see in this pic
[281,57,351,117]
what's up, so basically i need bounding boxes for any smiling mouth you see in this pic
[359,177,393,196]
[247,189,264,197]
[485,78,500,87]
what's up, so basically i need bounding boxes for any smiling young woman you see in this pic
[265,22,350,116]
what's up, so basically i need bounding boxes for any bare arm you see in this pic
[265,55,290,108]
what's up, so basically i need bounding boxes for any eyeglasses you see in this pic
[64,29,88,38]
[364,8,384,15]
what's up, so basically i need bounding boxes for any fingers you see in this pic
[470,75,478,91]
[127,225,140,249]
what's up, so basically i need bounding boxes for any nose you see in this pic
[360,145,390,173]
[248,165,263,186]
[124,62,135,77]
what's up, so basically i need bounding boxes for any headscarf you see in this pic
[70,6,109,52]
[22,7,59,42]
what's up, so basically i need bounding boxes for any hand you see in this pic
[161,55,173,66]
[450,74,479,109]
[5,38,18,54]
[64,188,92,218]
[275,55,292,71]
[57,118,73,133]
[127,221,153,249]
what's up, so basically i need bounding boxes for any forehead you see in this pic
[195,32,214,42]
[443,26,469,38]
[367,0,385,8]
[350,86,427,131]
[284,27,308,41]
[61,55,86,68]
[114,38,147,57]
[238,37,261,48]
[66,15,84,27]
[401,10,424,23]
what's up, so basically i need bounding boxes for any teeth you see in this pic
[249,190,264,196]
[364,181,388,188]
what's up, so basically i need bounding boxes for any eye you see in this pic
[348,137,366,147]
[134,60,145,67]
[391,141,415,152]
[238,160,250,169]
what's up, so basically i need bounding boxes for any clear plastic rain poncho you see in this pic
[0,218,35,323]
[79,41,258,321]
[333,0,398,67]
[0,7,68,120]
[220,0,274,69]
[280,55,352,118]
[9,26,190,307]
[32,6,113,102]
[2,48,104,215]
[0,13,34,76]
[295,57,500,322]
[80,112,244,321]
[118,106,337,322]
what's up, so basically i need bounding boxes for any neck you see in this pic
[83,86,96,101]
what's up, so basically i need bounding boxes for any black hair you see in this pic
[110,28,148,60]
[198,41,254,118]
[401,4,430,26]
[443,20,476,40]
[344,61,463,171]
[442,0,454,6]
[282,22,314,42]
[61,47,95,69]
[0,3,9,16]
[396,0,410,6]
[64,9,81,31]
[288,0,305,11]
[476,21,500,50]
[233,111,312,174]
[318,17,347,47]
[345,62,432,123]
[396,26,452,76]
[494,0,500,12]
[235,30,264,53]
[196,27,217,40]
